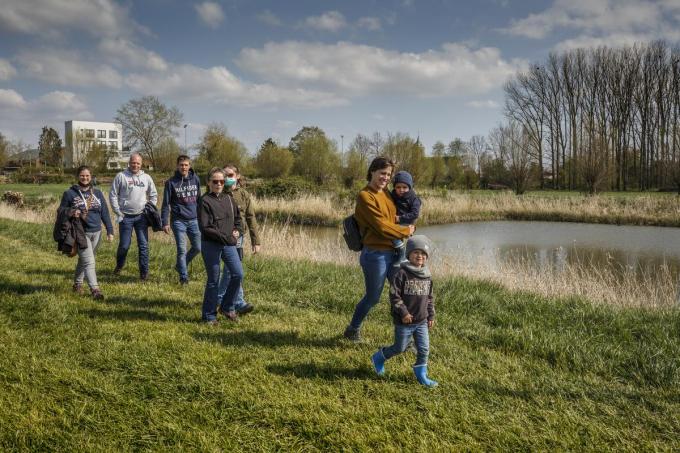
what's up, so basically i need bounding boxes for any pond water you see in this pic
[300,220,680,280]
[418,221,680,279]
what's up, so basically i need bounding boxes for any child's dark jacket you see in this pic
[389,266,434,325]
[390,190,421,225]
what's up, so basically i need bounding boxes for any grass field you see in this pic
[1,218,679,450]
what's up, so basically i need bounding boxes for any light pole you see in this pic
[183,124,188,153]
[341,134,344,154]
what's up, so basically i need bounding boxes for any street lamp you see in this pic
[341,134,344,154]
[183,124,188,153]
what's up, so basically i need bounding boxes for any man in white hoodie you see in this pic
[109,153,158,280]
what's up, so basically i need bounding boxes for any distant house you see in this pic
[6,148,42,168]
[65,120,128,169]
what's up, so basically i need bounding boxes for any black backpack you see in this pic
[342,215,363,251]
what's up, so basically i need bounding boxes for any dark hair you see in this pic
[177,155,191,164]
[366,156,395,182]
[76,165,91,176]
[223,163,245,188]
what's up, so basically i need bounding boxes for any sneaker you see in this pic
[91,288,104,300]
[179,278,189,285]
[203,319,219,326]
[236,303,254,316]
[140,273,148,281]
[72,283,83,295]
[343,326,361,343]
[218,307,239,322]
[113,266,122,275]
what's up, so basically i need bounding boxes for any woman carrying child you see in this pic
[59,165,114,300]
[343,157,414,343]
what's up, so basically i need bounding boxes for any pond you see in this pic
[418,220,680,279]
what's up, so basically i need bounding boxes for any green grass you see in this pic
[0,218,679,450]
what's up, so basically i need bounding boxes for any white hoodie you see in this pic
[109,168,158,218]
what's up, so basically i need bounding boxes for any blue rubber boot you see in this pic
[371,349,386,376]
[413,365,438,388]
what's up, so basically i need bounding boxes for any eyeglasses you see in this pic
[211,179,225,185]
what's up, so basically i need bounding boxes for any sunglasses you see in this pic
[211,179,225,185]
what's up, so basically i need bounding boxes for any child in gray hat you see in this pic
[371,234,438,387]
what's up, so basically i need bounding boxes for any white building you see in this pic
[65,120,128,169]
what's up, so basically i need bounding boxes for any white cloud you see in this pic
[125,64,348,108]
[17,48,123,88]
[0,0,137,38]
[0,89,27,109]
[195,2,225,29]
[466,100,500,109]
[34,91,89,113]
[503,0,677,42]
[99,38,168,71]
[0,59,17,81]
[303,11,347,32]
[237,41,526,97]
[257,10,283,26]
[357,17,382,31]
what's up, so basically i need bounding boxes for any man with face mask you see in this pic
[161,155,202,284]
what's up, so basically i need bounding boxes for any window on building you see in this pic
[97,140,106,147]
[109,130,118,139]
[84,129,95,138]
[97,130,106,138]
[109,141,118,150]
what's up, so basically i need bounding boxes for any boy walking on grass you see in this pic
[372,235,438,388]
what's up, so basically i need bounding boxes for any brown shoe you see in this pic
[72,283,83,295]
[113,266,122,276]
[91,288,104,300]
[218,307,239,322]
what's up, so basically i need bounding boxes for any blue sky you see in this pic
[1,0,679,155]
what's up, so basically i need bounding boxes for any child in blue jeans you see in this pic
[372,235,438,387]
[390,171,421,268]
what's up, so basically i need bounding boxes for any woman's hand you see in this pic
[252,244,261,254]
[107,234,114,242]
[402,313,413,324]
[232,229,240,239]
[408,224,415,235]
[428,319,434,329]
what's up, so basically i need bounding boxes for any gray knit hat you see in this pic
[406,234,432,258]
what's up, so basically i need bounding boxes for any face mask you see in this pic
[225,177,237,187]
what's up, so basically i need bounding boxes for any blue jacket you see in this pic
[59,185,114,234]
[161,169,201,226]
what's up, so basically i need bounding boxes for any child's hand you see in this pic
[395,215,400,223]
[232,229,240,238]
[402,313,413,324]
[408,225,415,235]
[428,320,434,329]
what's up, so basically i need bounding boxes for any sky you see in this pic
[1,0,680,155]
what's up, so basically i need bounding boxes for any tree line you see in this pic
[504,40,680,193]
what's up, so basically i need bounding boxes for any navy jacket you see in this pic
[59,185,113,234]
[161,169,201,226]
[390,190,422,225]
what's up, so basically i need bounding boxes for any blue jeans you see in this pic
[217,236,246,310]
[348,247,400,330]
[201,240,244,321]
[116,214,149,275]
[171,218,201,281]
[382,321,430,366]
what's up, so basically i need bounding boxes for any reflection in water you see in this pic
[418,221,680,283]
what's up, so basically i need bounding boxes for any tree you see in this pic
[289,126,327,157]
[154,137,182,173]
[430,141,448,187]
[115,96,183,168]
[254,138,294,178]
[447,138,466,157]
[290,127,341,184]
[490,122,534,195]
[0,132,8,168]
[382,133,431,184]
[195,123,248,171]
[38,126,63,167]
[84,141,112,172]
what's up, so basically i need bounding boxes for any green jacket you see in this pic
[229,186,261,246]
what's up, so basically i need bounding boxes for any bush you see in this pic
[250,176,320,198]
